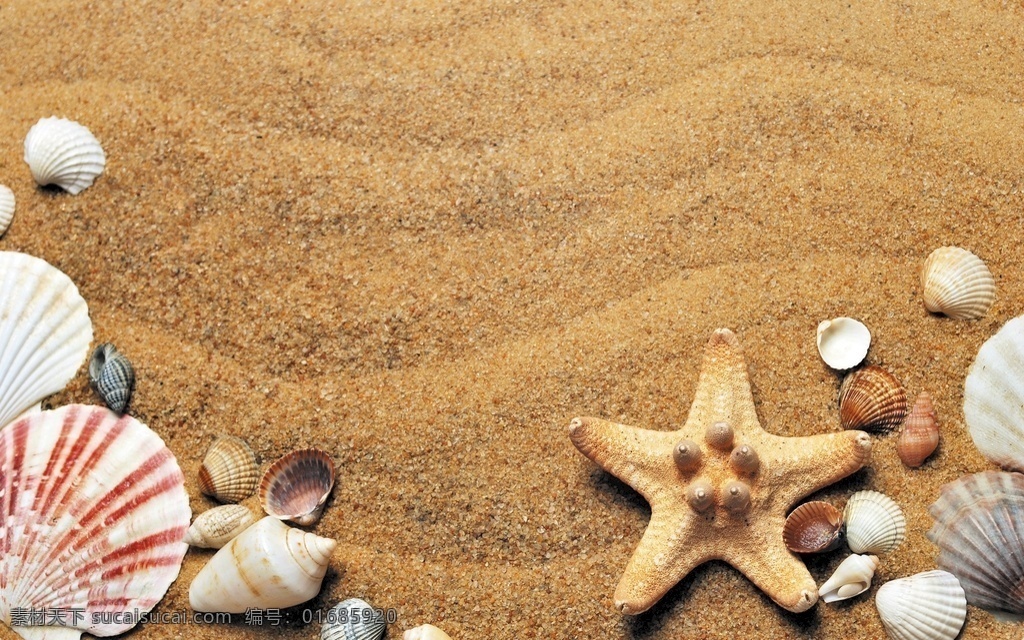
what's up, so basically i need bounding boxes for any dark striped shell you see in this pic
[259,448,336,526]
[838,365,907,433]
[321,598,386,640]
[89,342,135,414]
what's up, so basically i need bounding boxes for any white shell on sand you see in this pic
[0,185,14,235]
[321,598,387,640]
[0,251,93,429]
[184,504,257,549]
[844,490,906,555]
[24,117,106,195]
[0,405,191,640]
[818,553,879,603]
[921,246,995,320]
[404,625,454,640]
[964,315,1024,471]
[189,516,336,612]
[816,317,871,370]
[875,570,966,640]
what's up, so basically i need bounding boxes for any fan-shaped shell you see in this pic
[844,490,906,555]
[964,315,1024,472]
[838,366,907,433]
[0,184,14,236]
[875,570,966,640]
[816,317,871,370]
[184,504,257,549]
[404,625,454,640]
[0,404,190,640]
[0,251,93,429]
[921,246,995,320]
[783,501,844,553]
[89,343,135,414]
[897,392,939,468]
[927,471,1024,614]
[321,598,387,640]
[818,554,879,603]
[23,117,106,195]
[189,516,336,612]
[198,435,259,503]
[259,448,336,526]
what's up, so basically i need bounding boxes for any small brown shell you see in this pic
[838,365,908,433]
[198,435,260,503]
[259,448,336,526]
[783,501,844,553]
[898,392,940,468]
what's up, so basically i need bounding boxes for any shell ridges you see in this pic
[838,366,907,433]
[259,448,336,526]
[23,117,106,195]
[964,315,1024,472]
[844,490,906,555]
[198,435,259,503]
[0,185,14,236]
[89,343,135,414]
[875,570,966,640]
[321,598,387,640]
[921,246,995,320]
[783,501,844,554]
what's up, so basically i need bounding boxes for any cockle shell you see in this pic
[259,448,336,526]
[0,184,14,236]
[897,392,939,468]
[88,342,135,414]
[927,471,1024,614]
[963,315,1024,472]
[189,516,336,612]
[782,501,844,554]
[0,251,92,429]
[875,570,967,640]
[921,246,995,320]
[198,435,260,503]
[0,404,190,640]
[321,598,387,640]
[184,504,257,549]
[24,117,106,195]
[404,625,454,640]
[816,317,871,370]
[818,554,879,603]
[838,365,907,433]
[844,490,906,555]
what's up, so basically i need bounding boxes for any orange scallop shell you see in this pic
[898,392,939,468]
[838,365,908,433]
[782,501,844,553]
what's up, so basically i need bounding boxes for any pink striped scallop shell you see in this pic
[0,404,190,640]
[259,448,336,526]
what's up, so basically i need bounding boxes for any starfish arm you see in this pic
[761,430,872,509]
[683,329,760,433]
[724,537,819,613]
[569,417,678,503]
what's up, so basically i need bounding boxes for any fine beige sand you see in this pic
[2,1,1024,638]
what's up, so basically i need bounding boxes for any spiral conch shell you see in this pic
[818,553,879,603]
[921,246,995,320]
[89,342,136,414]
[184,504,257,549]
[189,516,336,612]
[404,625,454,640]
[897,392,939,468]
[23,117,106,195]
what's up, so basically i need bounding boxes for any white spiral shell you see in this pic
[818,553,879,603]
[963,315,1024,471]
[0,185,14,236]
[844,490,906,555]
[23,117,106,195]
[921,246,995,320]
[875,570,966,640]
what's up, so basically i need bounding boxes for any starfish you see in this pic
[569,328,872,614]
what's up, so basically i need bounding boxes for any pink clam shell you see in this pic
[259,448,336,526]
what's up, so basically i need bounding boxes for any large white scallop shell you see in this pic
[964,315,1024,471]
[875,570,966,640]
[0,251,93,429]
[0,184,14,236]
[844,490,906,555]
[0,404,191,640]
[818,554,879,603]
[816,317,871,370]
[24,117,106,195]
[921,246,995,320]
[189,516,336,612]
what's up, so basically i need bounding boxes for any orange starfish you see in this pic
[569,328,872,614]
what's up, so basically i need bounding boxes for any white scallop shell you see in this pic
[321,598,387,640]
[0,251,93,429]
[964,315,1024,471]
[921,246,995,320]
[189,516,336,612]
[183,504,256,549]
[844,490,906,555]
[404,625,454,640]
[816,317,871,370]
[875,570,966,640]
[0,404,190,640]
[818,554,879,603]
[24,117,106,195]
[0,184,14,236]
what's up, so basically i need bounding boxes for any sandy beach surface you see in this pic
[2,0,1024,638]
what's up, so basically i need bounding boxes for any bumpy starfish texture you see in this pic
[570,328,872,614]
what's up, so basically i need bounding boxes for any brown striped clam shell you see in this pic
[259,448,336,526]
[838,365,907,433]
[198,435,260,503]
[897,392,939,468]
[783,501,844,553]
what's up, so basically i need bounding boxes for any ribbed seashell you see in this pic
[321,598,387,640]
[927,471,1024,614]
[198,435,260,503]
[844,490,906,555]
[816,317,871,370]
[875,570,967,640]
[404,625,454,640]
[783,501,844,554]
[23,117,106,195]
[0,184,14,236]
[897,392,939,468]
[921,246,995,320]
[964,315,1024,471]
[0,404,190,640]
[818,554,879,603]
[259,448,336,526]
[189,516,336,612]
[88,342,136,414]
[184,504,257,549]
[838,365,907,433]
[0,251,92,429]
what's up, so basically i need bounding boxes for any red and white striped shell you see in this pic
[0,404,190,640]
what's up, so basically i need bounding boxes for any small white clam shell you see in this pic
[816,317,871,370]
[184,504,257,549]
[876,570,966,640]
[818,553,879,603]
[964,315,1024,471]
[844,490,906,555]
[321,598,387,640]
[404,625,454,640]
[24,117,106,194]
[921,246,995,320]
[0,184,14,235]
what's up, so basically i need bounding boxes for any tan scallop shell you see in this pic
[404,625,454,640]
[259,448,336,526]
[838,365,907,433]
[844,490,906,555]
[897,392,939,468]
[184,504,257,549]
[198,435,260,503]
[783,501,844,553]
[921,246,995,320]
